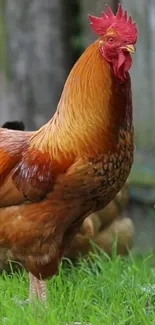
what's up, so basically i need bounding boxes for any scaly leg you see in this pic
[29,272,47,303]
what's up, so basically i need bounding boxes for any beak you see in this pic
[121,44,136,53]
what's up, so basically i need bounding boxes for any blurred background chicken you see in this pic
[66,183,134,259]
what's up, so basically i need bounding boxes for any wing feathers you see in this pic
[12,149,54,201]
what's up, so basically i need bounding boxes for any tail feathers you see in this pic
[2,121,25,131]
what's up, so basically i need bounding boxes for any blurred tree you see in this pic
[62,1,83,70]
[5,0,73,129]
[81,0,119,47]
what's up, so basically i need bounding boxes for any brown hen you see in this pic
[67,183,134,259]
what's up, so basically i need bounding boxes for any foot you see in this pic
[29,272,47,303]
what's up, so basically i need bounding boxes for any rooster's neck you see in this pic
[32,41,133,160]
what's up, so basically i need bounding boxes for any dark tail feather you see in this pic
[1,121,25,131]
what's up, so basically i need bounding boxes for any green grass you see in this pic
[0,252,155,324]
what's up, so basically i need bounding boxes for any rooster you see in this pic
[0,4,138,302]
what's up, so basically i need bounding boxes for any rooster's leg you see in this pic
[29,272,47,303]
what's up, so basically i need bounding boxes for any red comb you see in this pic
[88,3,138,43]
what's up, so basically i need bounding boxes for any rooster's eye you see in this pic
[108,37,115,44]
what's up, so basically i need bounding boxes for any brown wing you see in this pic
[12,148,54,201]
[0,128,54,206]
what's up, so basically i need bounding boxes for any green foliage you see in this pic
[67,0,84,64]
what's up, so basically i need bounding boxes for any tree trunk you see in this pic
[5,0,69,129]
[122,0,155,150]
